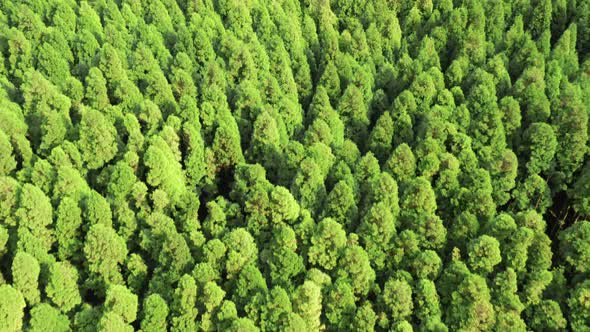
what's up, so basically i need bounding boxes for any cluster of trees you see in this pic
[0,0,589,330]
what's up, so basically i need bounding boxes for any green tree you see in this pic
[170,275,198,332]
[324,279,356,330]
[523,122,557,174]
[551,82,588,187]
[11,251,40,306]
[445,273,496,331]
[292,281,322,331]
[15,184,54,264]
[336,245,375,297]
[29,303,71,332]
[144,135,186,205]
[568,279,590,331]
[467,235,502,274]
[382,278,413,322]
[140,293,169,332]
[0,285,25,331]
[103,286,137,325]
[46,261,81,313]
[0,130,17,176]
[223,228,258,279]
[77,107,118,170]
[559,221,590,273]
[55,197,83,260]
[83,224,128,292]
[84,67,110,110]
[308,218,347,270]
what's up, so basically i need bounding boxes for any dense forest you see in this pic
[0,0,590,330]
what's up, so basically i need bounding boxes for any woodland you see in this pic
[1,0,590,331]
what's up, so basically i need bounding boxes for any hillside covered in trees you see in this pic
[0,0,590,330]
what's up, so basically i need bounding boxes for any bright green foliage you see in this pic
[528,300,566,331]
[104,285,138,324]
[140,293,169,332]
[77,107,118,170]
[11,252,40,306]
[144,135,186,205]
[567,279,590,331]
[523,122,557,174]
[559,221,590,273]
[467,235,502,274]
[292,281,322,331]
[0,285,25,332]
[223,228,258,279]
[383,278,413,322]
[29,303,71,332]
[0,130,17,175]
[170,274,198,332]
[15,184,54,264]
[308,218,347,270]
[83,224,128,291]
[446,273,495,331]
[324,279,356,329]
[46,262,81,313]
[98,311,133,332]
[337,245,375,296]
[0,1,589,330]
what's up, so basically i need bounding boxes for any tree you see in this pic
[414,279,442,324]
[83,224,128,292]
[0,130,16,176]
[528,300,566,331]
[144,135,186,205]
[338,85,369,144]
[551,82,588,187]
[77,107,118,170]
[357,202,396,270]
[0,285,25,332]
[445,273,496,331]
[223,228,258,279]
[269,186,300,224]
[385,143,416,186]
[308,218,347,270]
[46,261,82,313]
[322,181,357,229]
[324,279,356,330]
[15,184,54,264]
[559,221,590,273]
[264,225,304,289]
[367,112,394,162]
[11,251,40,306]
[98,312,133,332]
[84,67,110,110]
[29,303,71,332]
[207,110,244,174]
[104,285,138,325]
[170,275,198,332]
[467,235,502,274]
[336,245,375,297]
[523,122,557,174]
[567,279,590,331]
[140,293,169,332]
[382,278,413,322]
[292,281,322,331]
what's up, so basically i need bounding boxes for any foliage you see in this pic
[0,0,589,330]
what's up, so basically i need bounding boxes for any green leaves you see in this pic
[77,108,118,170]
[0,0,589,331]
[0,285,25,332]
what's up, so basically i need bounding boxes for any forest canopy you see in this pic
[1,0,590,331]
